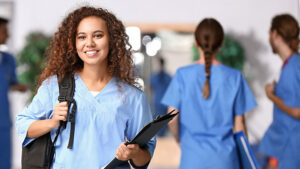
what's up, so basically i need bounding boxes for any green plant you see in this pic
[18,32,51,98]
[217,35,245,71]
[192,35,245,71]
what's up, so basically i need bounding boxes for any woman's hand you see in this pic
[116,143,141,161]
[27,101,68,138]
[50,102,68,128]
[115,142,150,166]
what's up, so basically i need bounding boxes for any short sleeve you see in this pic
[125,92,156,158]
[15,80,54,146]
[233,73,257,116]
[161,70,182,110]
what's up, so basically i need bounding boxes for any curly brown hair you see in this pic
[36,6,135,90]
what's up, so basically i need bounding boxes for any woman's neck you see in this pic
[198,48,221,65]
[197,57,221,65]
[274,39,295,62]
[78,65,112,91]
[277,45,294,62]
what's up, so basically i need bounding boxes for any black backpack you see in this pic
[21,74,77,169]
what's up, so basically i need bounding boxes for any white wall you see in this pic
[10,0,298,52]
[5,0,300,168]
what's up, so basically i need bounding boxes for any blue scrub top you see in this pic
[16,73,156,169]
[0,52,17,128]
[259,53,300,169]
[161,63,257,169]
[150,71,171,116]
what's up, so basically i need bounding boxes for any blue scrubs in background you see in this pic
[162,63,257,169]
[150,71,171,136]
[259,53,300,169]
[0,51,17,169]
[16,73,156,169]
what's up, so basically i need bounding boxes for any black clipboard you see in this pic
[104,109,179,169]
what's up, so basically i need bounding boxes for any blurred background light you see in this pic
[132,52,145,65]
[146,37,162,56]
[126,26,141,51]
[142,35,152,46]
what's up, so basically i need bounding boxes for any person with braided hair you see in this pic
[16,6,155,169]
[161,18,257,169]
[259,14,300,169]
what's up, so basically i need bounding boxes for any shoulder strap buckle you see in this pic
[57,73,76,149]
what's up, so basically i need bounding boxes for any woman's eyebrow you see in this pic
[77,30,104,35]
[77,32,86,35]
[93,30,104,33]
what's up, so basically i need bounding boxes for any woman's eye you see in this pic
[94,34,103,38]
[78,36,86,39]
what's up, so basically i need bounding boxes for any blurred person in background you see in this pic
[150,56,171,137]
[259,14,300,169]
[161,18,257,169]
[0,17,27,169]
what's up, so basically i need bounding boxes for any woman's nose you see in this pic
[86,37,96,47]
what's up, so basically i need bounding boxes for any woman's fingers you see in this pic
[116,143,130,160]
[116,143,140,160]
[53,102,68,121]
[55,106,68,111]
[53,114,67,121]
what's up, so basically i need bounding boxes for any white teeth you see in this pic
[86,51,97,55]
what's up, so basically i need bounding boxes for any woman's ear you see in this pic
[271,30,282,40]
[270,30,284,45]
[273,30,279,37]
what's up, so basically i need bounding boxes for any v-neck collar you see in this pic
[75,72,115,104]
[282,53,295,69]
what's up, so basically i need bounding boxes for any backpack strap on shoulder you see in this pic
[58,73,77,149]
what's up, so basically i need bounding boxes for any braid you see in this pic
[202,35,213,99]
[195,18,224,99]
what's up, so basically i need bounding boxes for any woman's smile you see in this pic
[85,50,99,57]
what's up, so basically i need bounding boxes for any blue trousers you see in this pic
[0,128,11,169]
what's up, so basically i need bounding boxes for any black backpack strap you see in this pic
[48,125,63,169]
[58,73,77,149]
[67,100,77,149]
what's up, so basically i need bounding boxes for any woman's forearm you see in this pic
[234,115,247,137]
[27,119,56,138]
[131,149,151,167]
[168,107,180,143]
[269,93,300,119]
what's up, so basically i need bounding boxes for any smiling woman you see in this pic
[16,6,156,169]
[75,16,111,93]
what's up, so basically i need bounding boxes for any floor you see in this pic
[148,136,180,169]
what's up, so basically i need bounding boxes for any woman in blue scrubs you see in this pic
[150,57,171,137]
[16,6,155,169]
[161,18,257,169]
[259,14,300,169]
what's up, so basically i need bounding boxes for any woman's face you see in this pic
[76,16,110,67]
[269,30,282,54]
[0,23,9,45]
